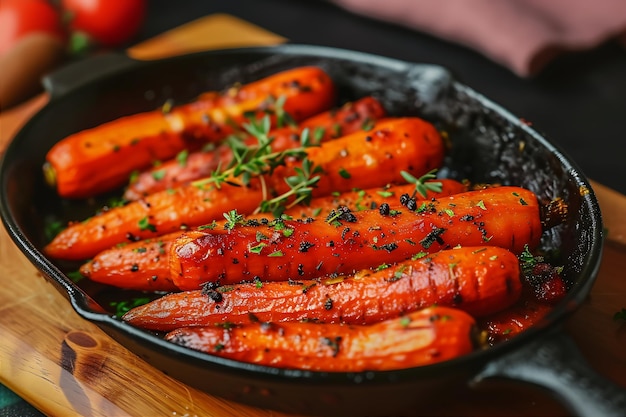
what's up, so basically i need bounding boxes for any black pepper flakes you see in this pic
[453,293,463,305]
[299,241,315,252]
[202,281,219,291]
[321,336,342,357]
[419,227,446,249]
[126,232,140,242]
[205,290,223,303]
[374,242,399,252]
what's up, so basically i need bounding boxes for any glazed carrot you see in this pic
[45,117,446,261]
[44,66,336,199]
[123,246,521,331]
[80,179,468,291]
[266,116,445,198]
[123,96,387,200]
[480,298,553,344]
[169,186,542,291]
[479,254,568,343]
[45,179,266,261]
[80,233,181,292]
[164,306,479,372]
[287,178,468,219]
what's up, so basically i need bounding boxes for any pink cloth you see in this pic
[332,0,626,77]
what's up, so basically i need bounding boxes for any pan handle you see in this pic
[471,328,626,417]
[42,53,141,101]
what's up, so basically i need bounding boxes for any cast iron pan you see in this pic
[1,45,625,416]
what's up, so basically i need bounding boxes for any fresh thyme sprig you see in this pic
[400,169,443,198]
[258,157,323,217]
[223,209,246,230]
[271,95,297,128]
[191,111,322,216]
[192,115,308,190]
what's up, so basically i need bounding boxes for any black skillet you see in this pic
[1,44,625,417]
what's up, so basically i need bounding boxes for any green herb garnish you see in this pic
[400,169,443,199]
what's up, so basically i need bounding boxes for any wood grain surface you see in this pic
[0,13,625,417]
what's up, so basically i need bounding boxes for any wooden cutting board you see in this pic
[1,14,625,417]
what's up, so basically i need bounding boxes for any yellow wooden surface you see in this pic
[0,13,625,417]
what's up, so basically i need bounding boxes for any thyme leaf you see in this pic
[400,169,443,199]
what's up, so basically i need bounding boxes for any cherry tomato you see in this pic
[61,0,147,48]
[0,0,65,56]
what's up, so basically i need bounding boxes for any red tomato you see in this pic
[0,0,65,56]
[61,0,147,48]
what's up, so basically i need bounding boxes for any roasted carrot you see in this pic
[80,179,468,291]
[480,297,553,344]
[287,178,468,219]
[123,96,387,200]
[169,186,542,291]
[44,66,336,199]
[46,179,266,261]
[45,117,446,261]
[80,233,180,292]
[123,246,521,331]
[163,306,479,372]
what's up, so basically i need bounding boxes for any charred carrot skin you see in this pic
[44,66,336,199]
[123,246,521,331]
[123,96,387,200]
[45,117,446,261]
[170,186,541,291]
[164,306,478,372]
[81,179,466,291]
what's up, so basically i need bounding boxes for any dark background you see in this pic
[134,0,626,196]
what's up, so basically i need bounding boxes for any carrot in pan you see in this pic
[123,246,521,331]
[123,96,387,200]
[480,298,553,344]
[81,234,180,292]
[479,252,568,344]
[80,179,468,291]
[44,117,446,261]
[163,305,479,372]
[169,186,542,291]
[44,66,337,199]
[288,178,468,219]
